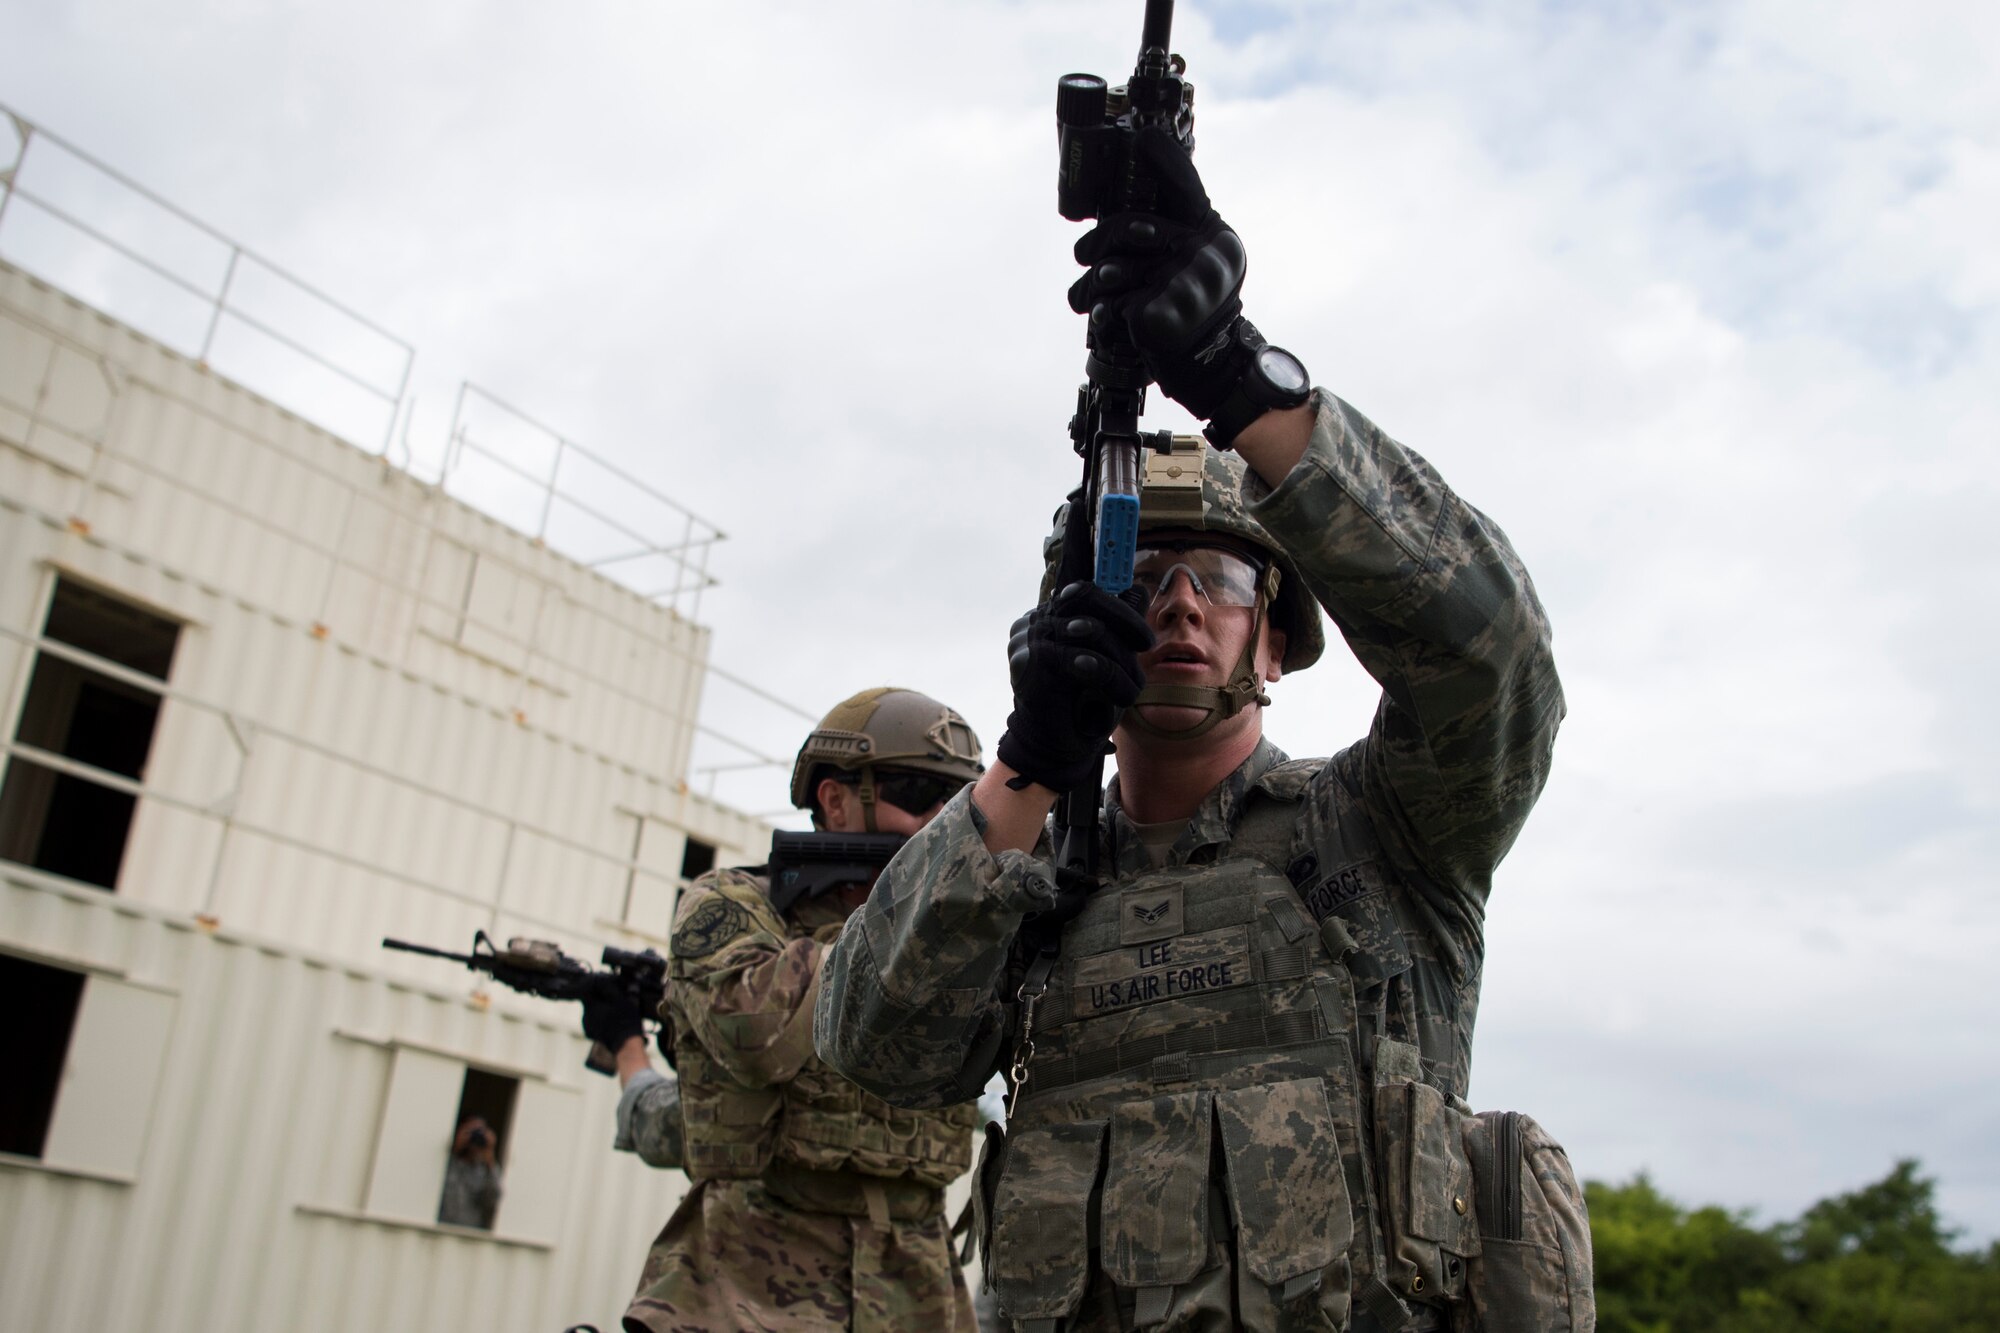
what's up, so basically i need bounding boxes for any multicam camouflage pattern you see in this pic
[816,391,1565,1330]
[626,865,978,1332]
[626,1177,975,1333]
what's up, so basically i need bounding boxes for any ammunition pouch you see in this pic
[1457,1110,1596,1332]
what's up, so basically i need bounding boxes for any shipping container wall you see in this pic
[0,261,713,782]
[0,260,771,988]
[0,871,689,1333]
[0,229,918,1333]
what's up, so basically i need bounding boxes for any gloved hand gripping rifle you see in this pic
[383,931,666,1076]
[1003,5,1199,1101]
[1047,0,1194,897]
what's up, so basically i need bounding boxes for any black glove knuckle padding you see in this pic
[1068,128,1258,421]
[996,584,1157,790]
[1132,226,1245,354]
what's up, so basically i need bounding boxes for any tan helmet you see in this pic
[789,687,984,827]
[1040,436,1326,739]
[1132,435,1325,673]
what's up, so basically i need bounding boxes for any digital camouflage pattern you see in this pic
[625,866,978,1333]
[437,1154,501,1230]
[615,1068,683,1169]
[815,391,1566,1330]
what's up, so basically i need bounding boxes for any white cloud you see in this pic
[4,0,1995,1239]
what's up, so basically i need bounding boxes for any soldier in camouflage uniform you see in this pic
[610,688,989,1333]
[814,129,1574,1332]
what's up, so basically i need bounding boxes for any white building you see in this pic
[0,108,788,1332]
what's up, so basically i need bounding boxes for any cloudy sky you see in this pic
[6,0,1996,1242]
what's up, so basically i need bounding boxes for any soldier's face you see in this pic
[814,774,954,838]
[863,796,941,838]
[814,774,955,910]
[1128,544,1285,737]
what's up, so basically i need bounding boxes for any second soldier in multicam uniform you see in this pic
[816,130,1586,1331]
[600,688,989,1333]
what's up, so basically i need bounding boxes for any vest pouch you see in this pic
[680,1081,782,1180]
[1458,1111,1595,1333]
[1373,1042,1480,1306]
[776,1094,976,1187]
[1217,1078,1355,1331]
[989,1118,1108,1327]
[1101,1090,1215,1312]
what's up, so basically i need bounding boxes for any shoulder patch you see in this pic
[672,895,752,959]
[1254,757,1321,801]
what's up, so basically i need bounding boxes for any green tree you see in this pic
[1587,1173,1783,1333]
[1588,1160,2000,1333]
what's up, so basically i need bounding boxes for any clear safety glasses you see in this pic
[1130,543,1266,609]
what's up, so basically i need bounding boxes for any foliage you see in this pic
[1587,1160,2000,1332]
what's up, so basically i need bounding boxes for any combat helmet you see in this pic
[1042,436,1325,739]
[788,687,984,831]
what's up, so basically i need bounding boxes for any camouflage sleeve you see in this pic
[613,1068,683,1169]
[669,869,823,1087]
[815,788,1058,1108]
[1248,391,1565,922]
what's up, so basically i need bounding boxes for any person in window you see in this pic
[439,1114,503,1230]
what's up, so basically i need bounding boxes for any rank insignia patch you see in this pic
[1119,884,1184,945]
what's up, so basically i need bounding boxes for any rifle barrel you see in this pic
[1141,0,1174,57]
[381,937,477,965]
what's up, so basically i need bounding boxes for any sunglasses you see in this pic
[843,771,971,814]
[1131,543,1267,608]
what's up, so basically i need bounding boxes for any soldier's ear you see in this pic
[816,777,854,831]
[1262,624,1287,684]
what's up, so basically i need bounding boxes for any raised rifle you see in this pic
[382,931,666,1076]
[1003,1,1198,1095]
[1046,0,1194,896]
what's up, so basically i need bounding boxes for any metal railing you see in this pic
[0,97,813,808]
[443,384,724,624]
[0,105,414,454]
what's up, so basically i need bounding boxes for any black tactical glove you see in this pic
[1066,125,1260,422]
[996,581,1153,791]
[580,989,646,1054]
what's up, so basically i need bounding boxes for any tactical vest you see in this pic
[675,1042,976,1188]
[986,780,1486,1331]
[670,879,977,1191]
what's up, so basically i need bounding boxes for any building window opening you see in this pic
[438,1067,517,1230]
[679,836,716,881]
[0,578,180,890]
[0,954,87,1158]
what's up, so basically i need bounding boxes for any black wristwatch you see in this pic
[1203,340,1312,450]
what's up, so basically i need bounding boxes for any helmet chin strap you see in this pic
[856,764,879,833]
[1121,571,1276,742]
